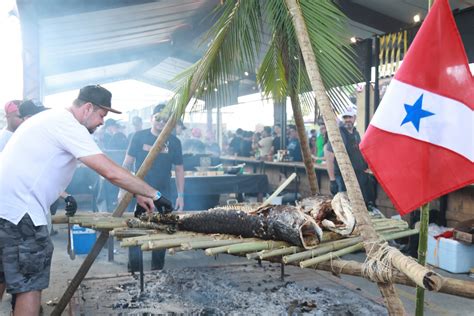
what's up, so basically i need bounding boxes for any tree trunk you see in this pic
[279,31,319,195]
[289,92,319,194]
[284,0,405,314]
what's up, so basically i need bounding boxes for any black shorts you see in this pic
[0,214,54,294]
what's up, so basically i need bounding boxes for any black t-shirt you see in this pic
[239,139,253,157]
[127,128,183,195]
[229,136,241,155]
[272,136,281,152]
[327,127,367,174]
[109,132,129,150]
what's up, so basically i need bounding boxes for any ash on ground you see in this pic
[78,263,387,315]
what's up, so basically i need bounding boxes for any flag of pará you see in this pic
[360,0,474,215]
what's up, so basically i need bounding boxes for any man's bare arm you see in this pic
[80,154,156,198]
[324,147,336,181]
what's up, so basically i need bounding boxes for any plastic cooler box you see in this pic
[427,235,474,273]
[71,225,96,255]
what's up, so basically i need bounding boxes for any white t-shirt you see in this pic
[0,128,13,152]
[0,109,102,226]
[258,136,274,156]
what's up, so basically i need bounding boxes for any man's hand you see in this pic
[134,203,147,218]
[175,196,184,211]
[330,180,338,196]
[153,195,174,214]
[136,195,154,214]
[65,195,77,216]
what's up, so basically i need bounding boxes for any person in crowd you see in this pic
[0,100,22,151]
[0,85,173,315]
[102,118,128,150]
[0,100,48,151]
[251,131,261,157]
[131,116,143,133]
[309,129,317,155]
[121,103,185,271]
[128,116,143,144]
[257,126,273,159]
[228,128,243,155]
[182,127,205,155]
[326,108,374,206]
[174,120,187,141]
[287,125,302,162]
[271,124,282,154]
[240,130,254,157]
[315,118,328,164]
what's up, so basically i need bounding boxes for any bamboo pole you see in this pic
[121,232,199,247]
[205,244,238,256]
[300,243,362,268]
[259,246,303,260]
[182,239,250,250]
[284,237,361,264]
[142,237,213,251]
[227,241,289,254]
[246,252,261,260]
[416,203,430,316]
[314,260,474,299]
[299,229,418,268]
[92,222,127,229]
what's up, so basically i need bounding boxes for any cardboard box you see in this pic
[453,219,474,244]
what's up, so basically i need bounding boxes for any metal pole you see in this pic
[364,39,373,130]
[374,36,380,111]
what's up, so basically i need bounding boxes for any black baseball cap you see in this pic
[153,103,167,115]
[78,85,121,114]
[104,118,120,128]
[19,100,48,118]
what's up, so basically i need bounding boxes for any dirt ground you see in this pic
[1,223,473,315]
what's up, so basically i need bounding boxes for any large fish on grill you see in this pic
[177,204,322,249]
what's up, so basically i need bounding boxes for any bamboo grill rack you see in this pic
[61,213,474,299]
[69,213,412,269]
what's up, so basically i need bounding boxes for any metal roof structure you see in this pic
[16,0,473,100]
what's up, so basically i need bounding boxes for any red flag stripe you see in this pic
[394,0,474,109]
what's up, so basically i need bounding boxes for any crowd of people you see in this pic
[224,122,327,163]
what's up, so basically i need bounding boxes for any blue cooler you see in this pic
[71,225,96,254]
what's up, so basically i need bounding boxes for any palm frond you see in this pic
[166,0,263,118]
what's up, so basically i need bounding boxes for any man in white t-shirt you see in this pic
[257,126,274,158]
[0,85,172,315]
[0,100,22,151]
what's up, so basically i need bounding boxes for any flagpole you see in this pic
[415,202,429,316]
[414,3,433,315]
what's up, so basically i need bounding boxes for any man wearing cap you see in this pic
[0,85,173,315]
[102,118,128,150]
[121,103,185,271]
[326,108,373,206]
[0,100,22,151]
